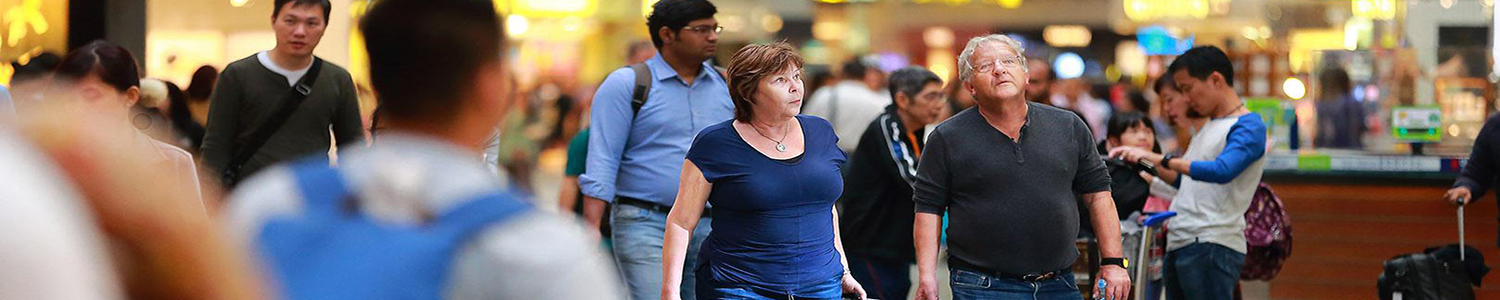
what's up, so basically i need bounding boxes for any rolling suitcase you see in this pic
[1376,201,1488,300]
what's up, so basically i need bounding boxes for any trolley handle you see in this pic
[1142,211,1177,227]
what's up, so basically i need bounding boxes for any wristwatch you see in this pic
[1101,257,1129,269]
[1159,153,1180,168]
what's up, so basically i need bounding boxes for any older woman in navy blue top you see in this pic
[662,42,866,300]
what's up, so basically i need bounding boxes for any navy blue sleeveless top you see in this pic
[686,115,847,292]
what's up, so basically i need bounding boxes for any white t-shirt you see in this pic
[803,81,891,153]
[257,51,311,87]
[1167,115,1268,254]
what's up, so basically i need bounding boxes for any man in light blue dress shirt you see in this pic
[578,1,732,299]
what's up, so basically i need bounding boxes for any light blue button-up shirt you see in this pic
[580,53,734,206]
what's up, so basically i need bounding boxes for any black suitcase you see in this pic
[1377,250,1476,300]
[1376,203,1488,300]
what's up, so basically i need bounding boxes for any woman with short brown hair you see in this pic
[661,42,866,300]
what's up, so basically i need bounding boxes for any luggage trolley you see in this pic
[1131,211,1177,300]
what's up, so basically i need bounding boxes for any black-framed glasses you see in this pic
[683,25,724,34]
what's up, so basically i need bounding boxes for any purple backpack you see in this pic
[1242,182,1293,280]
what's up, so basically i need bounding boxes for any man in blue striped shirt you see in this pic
[578,1,732,299]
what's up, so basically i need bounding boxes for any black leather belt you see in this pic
[616,196,711,217]
[949,256,1064,282]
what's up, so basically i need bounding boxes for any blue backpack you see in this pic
[255,160,533,300]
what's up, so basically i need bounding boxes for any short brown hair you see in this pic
[727,42,804,123]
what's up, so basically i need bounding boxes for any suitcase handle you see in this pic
[1452,205,1464,261]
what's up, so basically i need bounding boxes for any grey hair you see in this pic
[887,66,943,101]
[957,34,1028,82]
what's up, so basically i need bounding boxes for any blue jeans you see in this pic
[1163,242,1245,300]
[847,255,910,300]
[949,267,1079,300]
[612,203,713,300]
[697,274,843,300]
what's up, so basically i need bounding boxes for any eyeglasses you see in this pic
[971,56,1024,74]
[683,25,724,34]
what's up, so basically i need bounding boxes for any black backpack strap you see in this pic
[629,63,652,117]
[628,63,725,118]
[223,58,325,186]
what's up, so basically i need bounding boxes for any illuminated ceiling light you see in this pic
[721,15,744,33]
[1125,0,1149,21]
[1055,52,1085,79]
[1283,77,1306,100]
[1442,0,1455,9]
[505,15,529,37]
[812,21,847,41]
[524,0,589,14]
[760,14,783,32]
[997,0,1023,9]
[1352,0,1398,19]
[230,0,250,7]
[1190,0,1207,18]
[1043,25,1091,47]
[1115,41,1146,76]
[1241,27,1259,40]
[927,49,956,81]
[923,27,956,48]
[1124,0,1213,22]
[561,16,583,32]
[5,0,48,46]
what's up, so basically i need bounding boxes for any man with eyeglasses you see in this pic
[202,0,364,189]
[912,34,1131,300]
[578,0,730,299]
